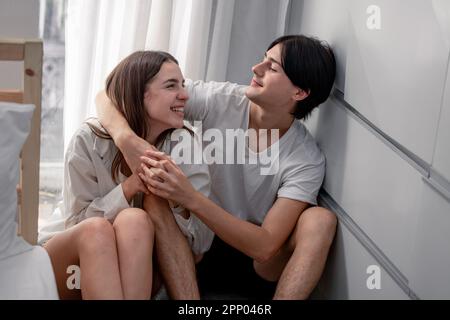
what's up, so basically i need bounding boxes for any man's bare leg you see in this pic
[253,206,337,300]
[144,196,200,299]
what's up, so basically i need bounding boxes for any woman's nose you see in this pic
[178,87,189,100]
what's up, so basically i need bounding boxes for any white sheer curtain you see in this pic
[64,0,291,150]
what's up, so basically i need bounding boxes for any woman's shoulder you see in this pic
[71,119,103,139]
[67,119,116,159]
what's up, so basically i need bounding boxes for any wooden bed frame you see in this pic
[0,39,43,245]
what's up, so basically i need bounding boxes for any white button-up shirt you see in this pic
[39,119,214,255]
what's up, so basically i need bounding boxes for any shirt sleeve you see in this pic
[184,79,247,124]
[63,129,130,228]
[184,79,211,122]
[172,208,215,255]
[277,155,326,206]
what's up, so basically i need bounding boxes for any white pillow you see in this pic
[0,102,58,299]
[0,102,35,259]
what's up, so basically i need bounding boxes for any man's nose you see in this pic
[252,61,266,77]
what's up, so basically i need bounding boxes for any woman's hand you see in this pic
[121,172,150,203]
[139,150,197,209]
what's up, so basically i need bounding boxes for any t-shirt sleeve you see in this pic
[184,79,247,124]
[277,155,326,206]
[184,79,211,122]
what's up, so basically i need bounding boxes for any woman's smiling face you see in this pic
[144,61,189,134]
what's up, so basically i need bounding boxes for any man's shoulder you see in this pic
[186,79,248,100]
[285,121,325,166]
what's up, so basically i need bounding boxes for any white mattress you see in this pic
[0,246,58,299]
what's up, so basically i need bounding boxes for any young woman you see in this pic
[41,51,213,299]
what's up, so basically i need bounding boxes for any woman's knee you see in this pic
[113,208,155,239]
[76,217,116,252]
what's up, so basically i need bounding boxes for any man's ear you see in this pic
[293,88,310,102]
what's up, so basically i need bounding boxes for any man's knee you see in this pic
[293,206,337,247]
[194,254,204,264]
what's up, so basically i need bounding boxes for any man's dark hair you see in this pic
[268,35,336,120]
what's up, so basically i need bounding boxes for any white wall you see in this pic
[287,0,450,299]
[0,0,40,89]
[225,0,289,85]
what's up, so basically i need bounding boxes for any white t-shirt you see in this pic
[183,80,325,225]
[39,120,214,255]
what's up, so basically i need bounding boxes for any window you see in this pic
[38,0,67,222]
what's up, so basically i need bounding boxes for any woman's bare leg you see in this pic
[113,208,155,300]
[43,217,123,299]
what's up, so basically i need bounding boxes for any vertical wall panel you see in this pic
[409,181,450,299]
[432,55,450,183]
[288,0,349,92]
[316,222,410,299]
[296,0,450,299]
[305,99,422,280]
[345,0,449,164]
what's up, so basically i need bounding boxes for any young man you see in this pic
[96,35,337,299]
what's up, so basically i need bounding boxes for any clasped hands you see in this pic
[138,150,196,210]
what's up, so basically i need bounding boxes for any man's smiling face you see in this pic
[245,43,303,114]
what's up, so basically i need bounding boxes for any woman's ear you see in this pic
[293,88,310,102]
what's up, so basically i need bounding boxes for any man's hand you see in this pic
[95,90,157,174]
[121,172,149,203]
[119,133,157,174]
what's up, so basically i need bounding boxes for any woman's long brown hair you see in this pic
[87,51,179,182]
